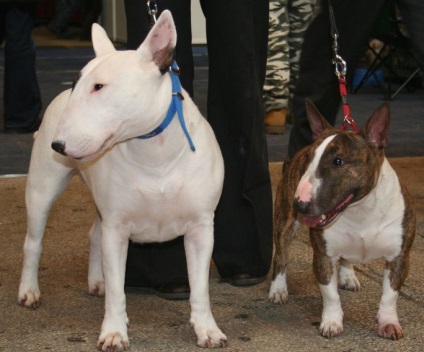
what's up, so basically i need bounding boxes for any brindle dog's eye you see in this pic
[94,83,104,91]
[333,157,344,167]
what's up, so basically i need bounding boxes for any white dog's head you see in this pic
[52,10,177,160]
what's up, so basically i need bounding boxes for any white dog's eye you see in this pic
[94,84,104,91]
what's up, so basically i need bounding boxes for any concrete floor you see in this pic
[1,158,423,352]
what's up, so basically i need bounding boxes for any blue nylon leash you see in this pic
[136,61,196,152]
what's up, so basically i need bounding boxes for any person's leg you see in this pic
[264,0,289,113]
[80,0,103,41]
[288,0,387,159]
[263,0,289,134]
[49,0,81,37]
[3,3,41,133]
[0,4,6,45]
[287,0,313,106]
[201,0,273,284]
[123,0,193,298]
[397,0,424,69]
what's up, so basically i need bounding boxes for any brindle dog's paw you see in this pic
[269,274,288,304]
[339,274,361,292]
[378,323,404,340]
[320,320,343,338]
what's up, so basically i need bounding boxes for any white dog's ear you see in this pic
[364,103,390,148]
[91,23,116,57]
[137,10,176,71]
[305,98,333,140]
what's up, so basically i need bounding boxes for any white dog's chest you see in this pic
[127,182,201,242]
[81,153,219,244]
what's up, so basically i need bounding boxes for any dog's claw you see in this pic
[379,323,404,340]
[320,321,343,339]
[220,338,228,348]
[19,293,41,308]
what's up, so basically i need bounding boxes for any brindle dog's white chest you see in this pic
[323,160,405,264]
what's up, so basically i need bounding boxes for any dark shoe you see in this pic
[48,25,73,39]
[153,278,190,300]
[220,273,266,287]
[3,119,41,134]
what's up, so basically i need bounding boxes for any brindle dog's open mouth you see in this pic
[303,193,354,228]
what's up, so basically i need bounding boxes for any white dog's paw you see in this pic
[269,273,288,304]
[98,315,130,351]
[190,314,227,348]
[98,331,129,351]
[18,289,41,308]
[191,323,227,348]
[89,280,105,296]
[339,274,361,292]
[319,320,343,338]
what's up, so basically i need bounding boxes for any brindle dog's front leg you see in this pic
[378,185,416,340]
[378,248,413,340]
[310,230,343,338]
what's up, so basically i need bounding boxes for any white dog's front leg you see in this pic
[319,264,344,338]
[88,214,104,296]
[184,224,227,348]
[377,269,403,339]
[97,227,130,351]
[19,157,74,308]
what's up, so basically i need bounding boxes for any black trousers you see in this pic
[287,0,424,159]
[124,0,273,286]
[0,3,41,130]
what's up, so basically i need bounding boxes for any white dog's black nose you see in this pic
[51,141,67,155]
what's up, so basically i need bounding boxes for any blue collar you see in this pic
[136,61,196,152]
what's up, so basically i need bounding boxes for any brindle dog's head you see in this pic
[294,99,390,227]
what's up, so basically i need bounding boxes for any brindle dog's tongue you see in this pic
[303,194,354,228]
[303,214,324,228]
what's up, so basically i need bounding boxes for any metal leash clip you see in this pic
[329,5,347,78]
[146,0,158,23]
[327,0,359,132]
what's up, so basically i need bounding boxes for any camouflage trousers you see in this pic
[263,0,314,113]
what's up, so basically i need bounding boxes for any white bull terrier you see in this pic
[18,10,227,351]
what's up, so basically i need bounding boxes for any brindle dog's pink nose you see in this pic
[51,140,67,155]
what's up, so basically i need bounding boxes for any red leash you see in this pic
[328,1,360,132]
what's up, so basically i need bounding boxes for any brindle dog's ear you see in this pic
[364,103,390,148]
[305,98,332,140]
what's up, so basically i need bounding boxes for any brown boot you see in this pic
[265,108,286,135]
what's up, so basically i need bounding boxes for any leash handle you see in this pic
[327,0,359,132]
